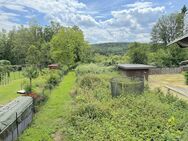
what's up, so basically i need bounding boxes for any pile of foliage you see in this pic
[61,67,188,140]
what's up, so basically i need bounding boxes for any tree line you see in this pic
[0,21,90,68]
[128,5,188,67]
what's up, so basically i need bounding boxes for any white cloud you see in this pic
[0,11,20,30]
[84,1,165,43]
[0,1,166,43]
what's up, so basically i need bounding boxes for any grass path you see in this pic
[19,72,76,141]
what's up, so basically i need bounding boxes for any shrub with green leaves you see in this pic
[24,84,32,93]
[75,63,115,75]
[62,73,188,141]
[45,72,61,91]
[184,71,188,85]
[77,74,103,90]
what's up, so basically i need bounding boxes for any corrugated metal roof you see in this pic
[168,34,188,48]
[0,96,33,133]
[118,64,155,70]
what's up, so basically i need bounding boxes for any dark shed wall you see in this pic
[119,69,149,80]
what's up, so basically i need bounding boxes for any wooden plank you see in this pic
[165,85,188,98]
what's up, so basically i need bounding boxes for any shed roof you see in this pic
[168,34,188,48]
[180,60,188,65]
[118,64,155,70]
[0,96,33,133]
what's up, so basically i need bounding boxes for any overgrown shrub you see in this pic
[184,71,188,85]
[24,84,32,93]
[75,63,114,75]
[62,73,188,141]
[78,74,103,90]
[45,73,61,91]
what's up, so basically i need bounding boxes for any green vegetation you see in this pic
[50,26,90,67]
[0,71,45,104]
[0,22,90,68]
[184,71,188,85]
[23,66,39,88]
[127,42,188,67]
[60,65,188,141]
[92,42,129,55]
[0,72,23,104]
[0,3,188,141]
[151,6,187,45]
[20,72,76,141]
[75,63,115,75]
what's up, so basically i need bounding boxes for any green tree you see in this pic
[26,45,40,65]
[151,13,183,45]
[50,27,89,67]
[181,5,187,15]
[23,66,39,88]
[128,43,148,64]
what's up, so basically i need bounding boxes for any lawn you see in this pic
[0,71,48,105]
[0,71,24,105]
[19,72,76,141]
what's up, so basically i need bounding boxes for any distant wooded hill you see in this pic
[91,42,130,55]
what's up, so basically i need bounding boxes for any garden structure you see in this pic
[0,96,33,141]
[118,64,155,81]
[168,11,188,48]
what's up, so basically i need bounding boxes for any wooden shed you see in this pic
[118,64,155,81]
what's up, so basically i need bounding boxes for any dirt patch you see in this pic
[149,74,188,100]
[52,131,63,141]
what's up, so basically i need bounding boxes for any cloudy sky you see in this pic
[0,0,187,43]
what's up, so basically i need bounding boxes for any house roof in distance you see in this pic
[168,34,188,48]
[118,64,155,70]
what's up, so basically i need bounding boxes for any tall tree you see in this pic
[127,42,148,64]
[50,27,89,67]
[23,66,39,88]
[151,13,182,45]
[26,45,40,65]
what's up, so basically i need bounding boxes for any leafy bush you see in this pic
[45,73,61,91]
[78,74,103,90]
[24,84,32,93]
[62,73,188,141]
[184,71,188,85]
[75,63,114,75]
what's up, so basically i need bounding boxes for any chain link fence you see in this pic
[110,76,144,97]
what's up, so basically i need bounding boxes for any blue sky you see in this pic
[0,0,187,43]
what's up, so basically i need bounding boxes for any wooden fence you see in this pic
[149,67,182,75]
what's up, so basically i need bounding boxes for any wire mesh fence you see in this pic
[110,76,144,97]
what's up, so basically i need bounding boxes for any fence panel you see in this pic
[149,68,182,75]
